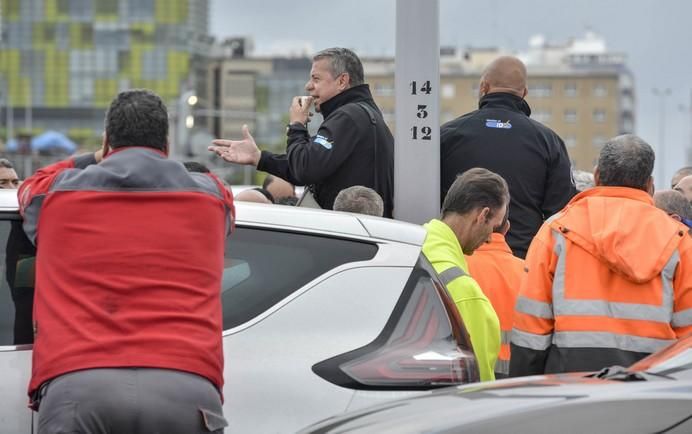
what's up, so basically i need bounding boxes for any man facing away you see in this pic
[209,47,395,217]
[510,134,692,377]
[466,213,524,378]
[19,89,235,433]
[441,56,575,258]
[422,168,509,381]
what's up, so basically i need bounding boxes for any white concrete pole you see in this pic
[394,0,440,223]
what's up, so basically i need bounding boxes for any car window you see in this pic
[0,216,37,346]
[0,221,379,344]
[222,227,378,330]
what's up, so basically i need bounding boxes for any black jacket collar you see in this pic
[320,84,373,118]
[479,92,532,117]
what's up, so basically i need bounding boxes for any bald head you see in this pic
[235,189,273,204]
[480,56,527,98]
[675,175,692,202]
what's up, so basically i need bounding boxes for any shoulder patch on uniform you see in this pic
[485,119,512,129]
[314,135,333,150]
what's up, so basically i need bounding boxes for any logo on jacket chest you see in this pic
[485,119,512,129]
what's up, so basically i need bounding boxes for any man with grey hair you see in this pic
[0,158,20,189]
[210,47,394,217]
[572,169,595,192]
[333,185,384,216]
[511,134,692,377]
[654,189,692,230]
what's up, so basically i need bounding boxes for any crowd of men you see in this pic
[7,46,692,433]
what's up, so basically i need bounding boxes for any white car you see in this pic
[0,190,478,433]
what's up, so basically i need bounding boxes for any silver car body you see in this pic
[0,191,467,433]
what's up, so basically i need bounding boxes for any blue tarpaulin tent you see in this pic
[6,131,77,154]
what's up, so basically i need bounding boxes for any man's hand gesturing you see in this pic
[208,124,261,167]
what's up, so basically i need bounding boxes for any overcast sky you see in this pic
[210,0,692,184]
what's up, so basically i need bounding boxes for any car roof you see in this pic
[235,202,426,245]
[0,189,426,246]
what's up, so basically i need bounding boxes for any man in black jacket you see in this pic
[209,47,394,217]
[441,56,575,258]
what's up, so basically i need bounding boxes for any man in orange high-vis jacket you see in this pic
[510,134,692,377]
[467,215,524,378]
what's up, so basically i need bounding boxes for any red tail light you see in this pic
[313,257,479,390]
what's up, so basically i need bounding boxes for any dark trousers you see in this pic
[37,368,227,434]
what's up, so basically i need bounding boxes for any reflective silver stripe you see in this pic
[500,330,512,345]
[510,328,552,351]
[495,358,510,376]
[515,296,554,319]
[551,231,677,323]
[554,331,674,354]
[672,308,692,328]
[439,266,466,286]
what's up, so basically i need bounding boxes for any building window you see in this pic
[471,83,480,96]
[564,82,578,97]
[533,109,552,123]
[529,83,552,98]
[592,136,606,147]
[564,135,577,148]
[593,109,606,123]
[95,0,118,15]
[373,82,394,97]
[593,84,608,97]
[564,109,577,123]
[442,83,456,99]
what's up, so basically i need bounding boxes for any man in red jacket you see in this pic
[19,89,234,433]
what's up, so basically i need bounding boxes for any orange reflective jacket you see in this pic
[510,187,692,376]
[467,233,524,377]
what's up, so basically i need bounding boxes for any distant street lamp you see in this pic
[679,89,692,165]
[653,87,672,187]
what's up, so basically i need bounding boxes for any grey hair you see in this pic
[654,190,692,220]
[0,158,15,169]
[597,134,654,191]
[572,169,595,192]
[313,47,364,87]
[333,185,384,217]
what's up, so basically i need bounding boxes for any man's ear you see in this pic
[102,134,110,157]
[479,79,489,97]
[593,167,601,186]
[477,207,491,224]
[338,72,350,90]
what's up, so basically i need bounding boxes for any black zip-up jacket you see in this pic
[441,92,576,258]
[258,84,394,217]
